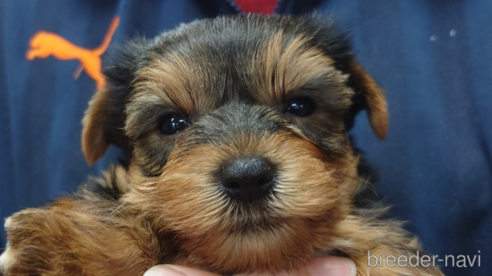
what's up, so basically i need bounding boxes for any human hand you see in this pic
[144,256,356,276]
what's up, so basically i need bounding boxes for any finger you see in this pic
[237,257,356,276]
[307,256,356,276]
[143,257,357,276]
[144,265,221,276]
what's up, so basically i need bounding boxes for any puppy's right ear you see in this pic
[346,62,389,140]
[82,39,146,165]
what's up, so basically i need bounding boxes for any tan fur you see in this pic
[133,52,222,116]
[255,32,340,103]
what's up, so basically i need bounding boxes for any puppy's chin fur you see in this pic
[1,15,443,276]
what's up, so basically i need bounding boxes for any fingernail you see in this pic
[144,265,187,276]
[308,256,357,276]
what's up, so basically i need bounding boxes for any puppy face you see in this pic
[82,15,388,273]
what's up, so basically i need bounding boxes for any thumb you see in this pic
[307,256,357,276]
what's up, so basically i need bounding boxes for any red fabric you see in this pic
[233,0,278,14]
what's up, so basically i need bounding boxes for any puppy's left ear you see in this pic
[82,86,128,165]
[346,62,389,140]
[82,39,146,165]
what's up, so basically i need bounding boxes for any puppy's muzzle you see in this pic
[220,157,275,202]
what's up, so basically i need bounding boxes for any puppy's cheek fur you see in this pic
[132,134,175,176]
[126,131,358,273]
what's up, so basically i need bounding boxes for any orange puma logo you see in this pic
[26,16,120,89]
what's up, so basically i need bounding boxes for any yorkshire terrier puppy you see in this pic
[0,15,444,276]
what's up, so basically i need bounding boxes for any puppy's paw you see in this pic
[0,209,63,275]
[0,218,14,273]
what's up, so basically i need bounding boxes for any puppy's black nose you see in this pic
[220,157,275,202]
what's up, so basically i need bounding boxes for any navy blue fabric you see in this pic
[1,1,491,275]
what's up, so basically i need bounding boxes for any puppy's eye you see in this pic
[285,97,315,117]
[159,114,190,135]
